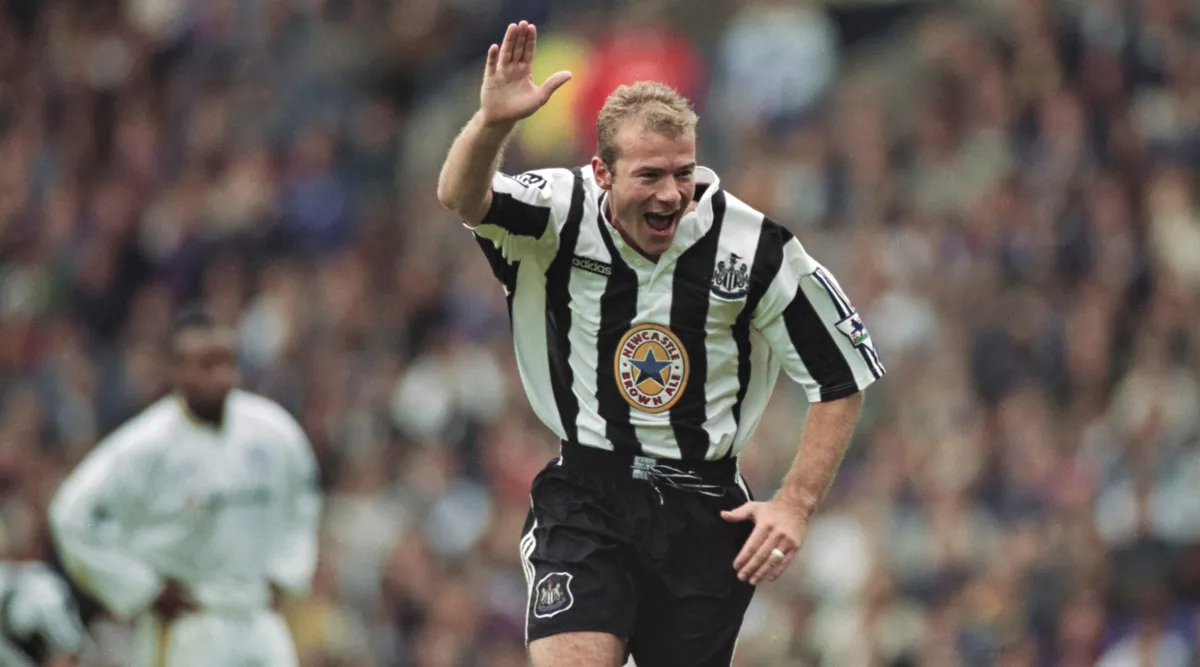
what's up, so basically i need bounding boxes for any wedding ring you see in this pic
[770,547,786,561]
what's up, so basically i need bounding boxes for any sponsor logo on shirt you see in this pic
[571,256,612,277]
[614,324,689,414]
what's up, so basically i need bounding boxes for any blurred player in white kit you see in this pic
[0,561,90,666]
[48,309,323,667]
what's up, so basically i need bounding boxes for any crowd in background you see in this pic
[1,0,1200,665]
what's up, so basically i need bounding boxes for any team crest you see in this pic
[533,572,574,618]
[711,252,750,299]
[614,324,689,414]
[836,312,871,347]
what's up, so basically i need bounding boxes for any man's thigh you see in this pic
[521,465,639,651]
[529,631,626,667]
[141,610,298,667]
[627,484,757,667]
[627,580,754,667]
[249,611,300,667]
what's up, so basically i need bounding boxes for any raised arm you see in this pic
[436,20,571,226]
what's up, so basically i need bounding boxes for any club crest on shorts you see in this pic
[533,572,574,618]
[614,323,689,414]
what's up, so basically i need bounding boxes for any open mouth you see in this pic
[644,212,677,236]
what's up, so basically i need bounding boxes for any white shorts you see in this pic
[129,609,298,667]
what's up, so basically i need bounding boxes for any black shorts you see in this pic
[520,442,757,667]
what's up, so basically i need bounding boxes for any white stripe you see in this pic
[591,193,685,459]
[520,517,539,645]
[521,537,536,595]
[731,319,781,452]
[863,339,885,378]
[510,263,567,439]
[813,267,852,316]
[567,203,617,449]
[734,466,752,503]
[627,255,683,459]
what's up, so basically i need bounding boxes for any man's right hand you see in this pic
[480,21,572,128]
[152,580,197,621]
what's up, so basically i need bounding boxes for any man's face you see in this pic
[593,121,697,259]
[172,327,237,421]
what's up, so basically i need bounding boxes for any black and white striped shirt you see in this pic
[0,563,89,667]
[469,165,884,461]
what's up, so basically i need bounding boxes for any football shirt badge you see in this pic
[614,324,689,414]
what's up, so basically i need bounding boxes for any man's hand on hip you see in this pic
[722,500,809,586]
[152,580,198,621]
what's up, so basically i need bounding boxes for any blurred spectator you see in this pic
[571,1,707,159]
[714,0,840,136]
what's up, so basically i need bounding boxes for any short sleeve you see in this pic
[753,234,886,403]
[467,168,577,268]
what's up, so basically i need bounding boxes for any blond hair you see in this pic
[596,81,698,167]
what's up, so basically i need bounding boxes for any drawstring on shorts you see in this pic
[633,456,726,504]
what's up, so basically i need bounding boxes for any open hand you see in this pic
[480,21,572,127]
[722,500,809,585]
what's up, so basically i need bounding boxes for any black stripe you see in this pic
[812,268,850,319]
[729,217,788,454]
[820,268,856,316]
[474,235,507,284]
[505,262,520,322]
[594,203,641,453]
[482,189,552,239]
[542,169,586,443]
[865,344,885,378]
[473,237,520,322]
[669,191,726,460]
[782,270,859,402]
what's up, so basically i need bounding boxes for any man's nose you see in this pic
[655,178,682,207]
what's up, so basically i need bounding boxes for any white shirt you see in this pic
[49,390,322,619]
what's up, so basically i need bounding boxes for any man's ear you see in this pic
[591,156,613,190]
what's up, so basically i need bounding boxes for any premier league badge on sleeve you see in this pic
[836,312,871,347]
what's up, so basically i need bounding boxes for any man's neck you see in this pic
[179,395,224,428]
[606,196,660,263]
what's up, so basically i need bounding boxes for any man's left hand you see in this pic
[722,500,809,585]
